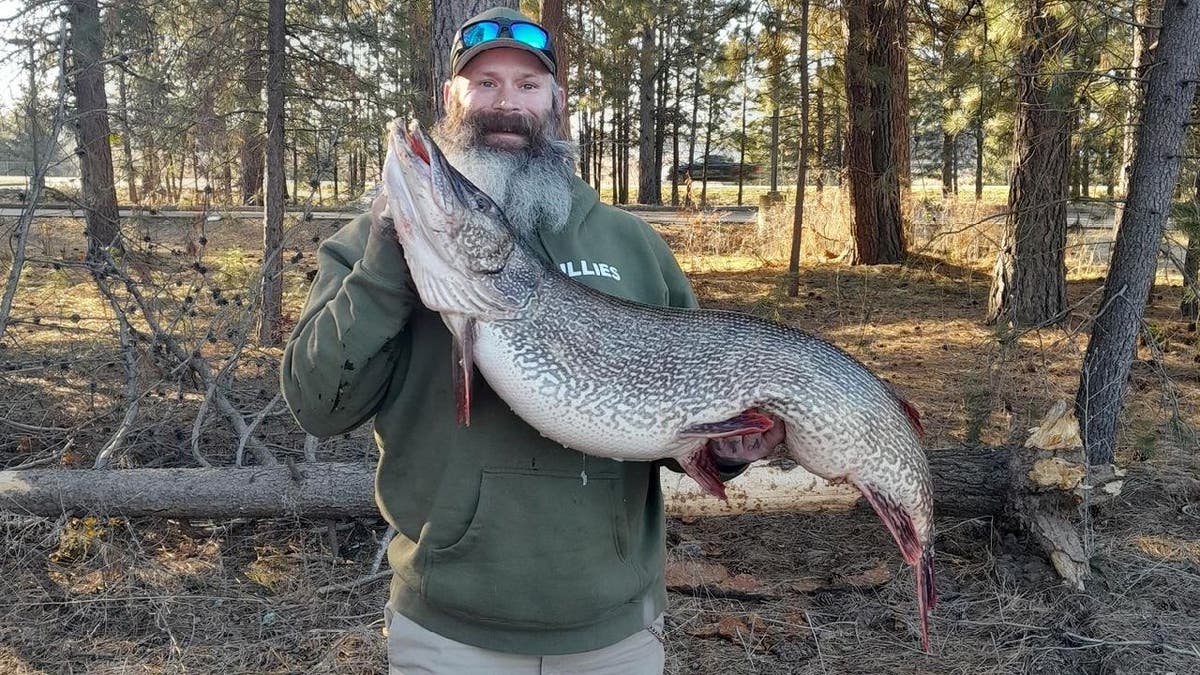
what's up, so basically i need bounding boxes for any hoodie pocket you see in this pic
[424,468,645,629]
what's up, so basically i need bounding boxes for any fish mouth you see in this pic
[390,119,476,220]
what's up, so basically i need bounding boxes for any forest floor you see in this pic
[1,203,1198,674]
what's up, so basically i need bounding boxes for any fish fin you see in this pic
[680,410,774,439]
[886,383,924,438]
[917,544,937,653]
[856,482,937,652]
[677,448,727,501]
[446,316,475,426]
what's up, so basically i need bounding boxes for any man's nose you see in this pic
[491,84,520,111]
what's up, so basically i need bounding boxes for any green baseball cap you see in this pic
[450,7,557,77]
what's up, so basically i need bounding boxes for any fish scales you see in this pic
[382,120,938,652]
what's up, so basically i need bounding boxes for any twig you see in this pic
[236,392,283,467]
[371,525,395,575]
[303,433,319,463]
[315,570,391,596]
[189,379,216,468]
[93,300,141,469]
[1063,631,1200,658]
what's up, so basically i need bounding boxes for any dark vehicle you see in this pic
[671,155,762,182]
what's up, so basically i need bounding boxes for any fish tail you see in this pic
[917,543,937,653]
[858,483,937,652]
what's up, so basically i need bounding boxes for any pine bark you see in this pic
[432,0,513,119]
[987,2,1074,326]
[260,0,286,346]
[637,21,661,204]
[68,0,121,262]
[1114,0,1164,229]
[844,0,908,265]
[1077,0,1200,465]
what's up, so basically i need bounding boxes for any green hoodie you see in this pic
[281,176,698,655]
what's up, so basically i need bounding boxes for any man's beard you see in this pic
[431,102,577,237]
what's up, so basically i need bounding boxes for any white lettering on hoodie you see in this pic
[558,260,622,282]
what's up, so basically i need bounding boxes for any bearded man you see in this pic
[281,8,770,673]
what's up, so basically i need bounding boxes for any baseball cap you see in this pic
[450,7,557,77]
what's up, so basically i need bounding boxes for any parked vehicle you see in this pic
[671,155,762,182]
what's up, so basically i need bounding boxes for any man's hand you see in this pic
[370,189,397,239]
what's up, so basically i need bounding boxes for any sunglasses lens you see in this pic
[461,21,500,47]
[510,23,550,50]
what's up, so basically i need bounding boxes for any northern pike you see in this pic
[381,119,938,651]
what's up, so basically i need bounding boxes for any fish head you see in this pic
[383,119,514,276]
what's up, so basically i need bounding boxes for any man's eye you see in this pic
[475,197,489,210]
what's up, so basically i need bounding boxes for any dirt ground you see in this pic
[1,210,1199,673]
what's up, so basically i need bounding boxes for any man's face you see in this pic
[443,47,561,151]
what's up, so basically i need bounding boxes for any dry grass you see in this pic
[1,195,1199,673]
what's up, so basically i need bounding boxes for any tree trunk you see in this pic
[814,63,825,193]
[433,0,513,119]
[611,106,619,203]
[580,110,591,185]
[844,0,880,261]
[844,0,908,265]
[619,105,630,204]
[869,0,909,257]
[540,0,569,138]
[260,0,286,346]
[637,21,660,205]
[736,52,749,207]
[787,0,810,298]
[654,27,668,198]
[116,67,138,205]
[239,29,266,207]
[700,96,714,207]
[1114,0,1164,230]
[671,57,682,206]
[595,105,605,192]
[975,115,985,200]
[687,66,701,207]
[1076,0,1200,465]
[69,0,121,262]
[987,2,1074,326]
[409,5,434,127]
[941,131,955,199]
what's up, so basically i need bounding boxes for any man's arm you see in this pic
[280,206,419,438]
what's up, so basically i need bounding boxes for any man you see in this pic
[281,8,775,673]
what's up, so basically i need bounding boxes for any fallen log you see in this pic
[0,461,378,520]
[0,442,1095,521]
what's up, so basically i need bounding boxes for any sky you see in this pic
[0,0,54,115]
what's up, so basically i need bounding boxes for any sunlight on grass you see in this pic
[1134,535,1200,565]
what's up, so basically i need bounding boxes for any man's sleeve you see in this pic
[280,213,419,438]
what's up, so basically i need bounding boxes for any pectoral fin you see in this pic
[677,447,727,501]
[679,410,774,438]
[444,315,476,426]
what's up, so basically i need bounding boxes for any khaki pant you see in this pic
[383,606,665,675]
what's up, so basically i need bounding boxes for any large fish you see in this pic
[381,119,938,651]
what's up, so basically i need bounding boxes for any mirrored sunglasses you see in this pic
[460,19,551,51]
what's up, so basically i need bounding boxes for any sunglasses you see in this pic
[460,19,551,52]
